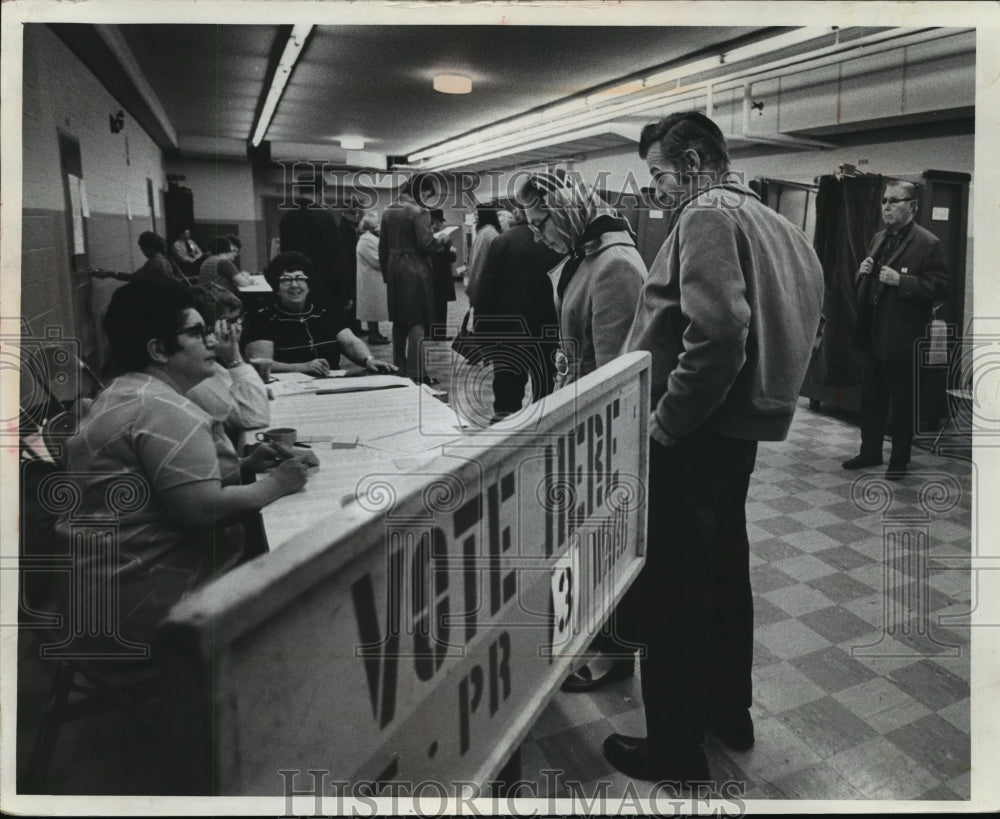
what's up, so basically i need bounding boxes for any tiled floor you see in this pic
[519,403,973,803]
[15,281,974,802]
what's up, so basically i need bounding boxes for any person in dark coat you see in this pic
[428,209,457,340]
[279,177,347,313]
[844,179,949,479]
[378,178,439,383]
[338,202,363,335]
[475,209,564,418]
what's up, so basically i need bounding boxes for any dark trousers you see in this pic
[859,351,915,464]
[491,350,555,415]
[638,429,758,752]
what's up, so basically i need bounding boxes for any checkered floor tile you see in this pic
[521,400,973,803]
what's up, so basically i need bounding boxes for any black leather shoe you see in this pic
[560,659,634,693]
[885,462,908,481]
[602,734,710,783]
[842,454,883,470]
[709,708,755,751]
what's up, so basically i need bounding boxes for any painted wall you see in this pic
[21,24,167,372]
[165,157,261,272]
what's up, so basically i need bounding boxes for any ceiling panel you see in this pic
[118,23,773,160]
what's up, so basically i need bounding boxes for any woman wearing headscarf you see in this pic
[519,169,647,384]
[464,206,504,310]
[518,169,647,692]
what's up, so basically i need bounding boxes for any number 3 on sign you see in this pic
[550,542,580,654]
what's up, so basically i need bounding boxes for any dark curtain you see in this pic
[810,174,884,387]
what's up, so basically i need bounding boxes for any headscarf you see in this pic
[528,171,636,298]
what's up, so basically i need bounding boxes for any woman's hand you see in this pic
[270,456,309,494]
[299,358,331,376]
[213,318,242,367]
[365,356,398,374]
[242,442,284,473]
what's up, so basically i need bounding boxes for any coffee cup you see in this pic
[256,427,297,447]
[249,357,273,382]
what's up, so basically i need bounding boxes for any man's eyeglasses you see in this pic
[881,197,914,206]
[278,274,309,285]
[175,324,216,342]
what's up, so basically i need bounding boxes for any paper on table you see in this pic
[269,383,461,444]
[237,274,273,293]
[268,372,350,397]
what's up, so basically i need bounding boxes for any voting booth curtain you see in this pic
[810,174,885,388]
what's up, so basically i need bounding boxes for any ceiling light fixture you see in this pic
[433,73,473,94]
[340,136,366,151]
[251,24,313,147]
[409,26,926,171]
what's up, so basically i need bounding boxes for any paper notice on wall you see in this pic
[67,174,85,254]
[78,178,90,217]
[932,206,950,221]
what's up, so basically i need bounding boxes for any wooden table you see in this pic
[158,353,651,796]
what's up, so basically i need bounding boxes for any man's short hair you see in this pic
[429,208,445,223]
[137,231,166,255]
[103,280,196,372]
[639,111,730,172]
[884,180,919,200]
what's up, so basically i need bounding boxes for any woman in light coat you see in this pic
[355,211,390,345]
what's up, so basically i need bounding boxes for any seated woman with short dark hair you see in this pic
[243,251,397,376]
[60,280,309,645]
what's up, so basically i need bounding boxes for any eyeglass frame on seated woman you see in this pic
[277,273,310,285]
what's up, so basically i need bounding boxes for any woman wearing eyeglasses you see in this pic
[518,169,648,693]
[61,280,310,647]
[519,169,647,386]
[243,251,396,377]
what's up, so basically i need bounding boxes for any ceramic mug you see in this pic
[255,427,297,447]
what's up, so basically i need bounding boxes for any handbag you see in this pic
[450,310,492,365]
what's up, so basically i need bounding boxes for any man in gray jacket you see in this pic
[606,111,825,784]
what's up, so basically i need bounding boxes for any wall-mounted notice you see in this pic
[649,209,664,219]
[932,207,950,221]
[67,174,85,254]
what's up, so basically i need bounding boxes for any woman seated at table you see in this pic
[243,251,397,376]
[61,280,310,646]
[199,236,253,293]
[187,282,270,434]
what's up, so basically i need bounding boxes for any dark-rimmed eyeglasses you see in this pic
[278,274,309,285]
[881,197,914,206]
[175,324,216,342]
[528,212,552,233]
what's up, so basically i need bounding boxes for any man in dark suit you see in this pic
[844,180,949,479]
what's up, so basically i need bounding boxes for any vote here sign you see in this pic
[156,351,650,795]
